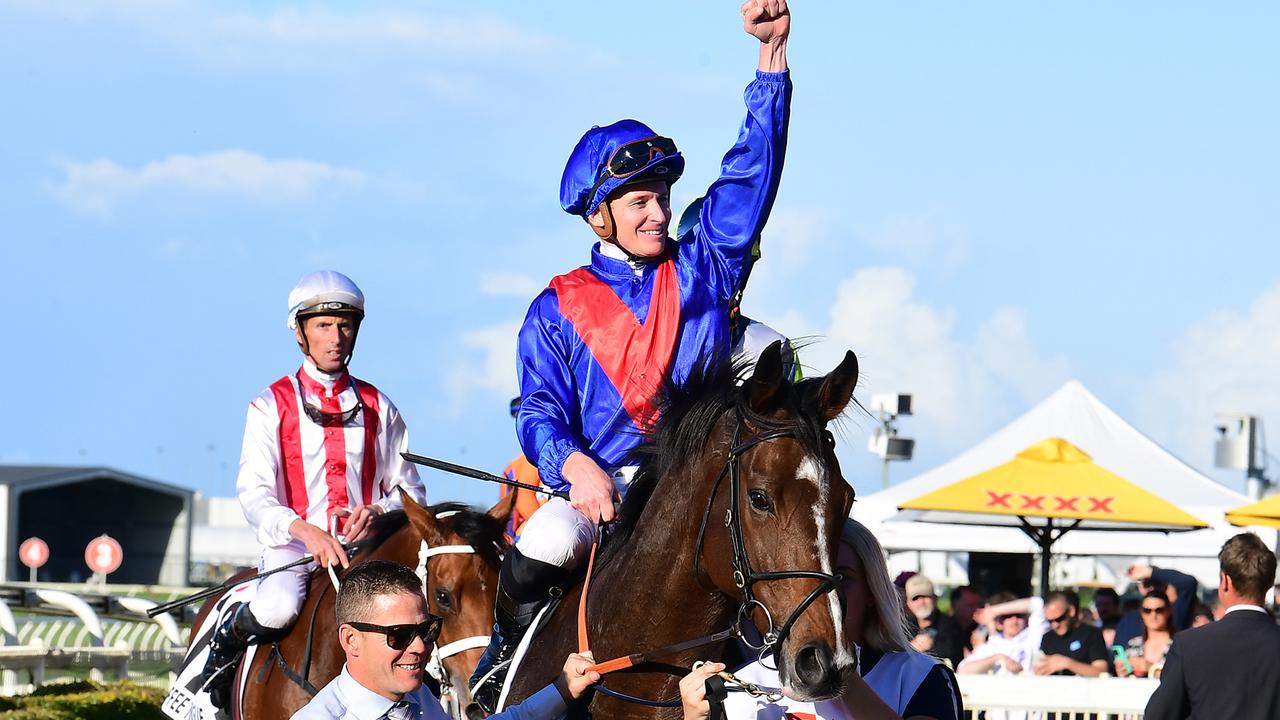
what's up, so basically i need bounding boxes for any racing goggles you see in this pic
[297,372,364,426]
[347,617,443,650]
[588,135,678,205]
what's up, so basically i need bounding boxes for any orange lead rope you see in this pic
[577,540,598,656]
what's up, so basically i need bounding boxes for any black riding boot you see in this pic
[469,548,566,713]
[201,603,273,709]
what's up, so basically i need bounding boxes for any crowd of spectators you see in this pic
[894,551,1279,684]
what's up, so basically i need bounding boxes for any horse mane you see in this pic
[428,501,509,567]
[596,354,826,567]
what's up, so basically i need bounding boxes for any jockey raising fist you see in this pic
[469,3,797,712]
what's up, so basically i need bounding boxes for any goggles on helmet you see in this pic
[587,135,679,209]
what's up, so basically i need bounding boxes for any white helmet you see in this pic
[286,271,365,330]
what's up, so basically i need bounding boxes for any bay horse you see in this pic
[503,342,860,719]
[189,493,511,719]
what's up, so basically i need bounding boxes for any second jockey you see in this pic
[202,271,426,709]
[471,1,794,707]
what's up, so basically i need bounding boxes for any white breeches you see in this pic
[248,540,315,629]
[513,466,636,570]
[513,498,598,570]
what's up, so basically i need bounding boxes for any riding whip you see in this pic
[401,452,570,500]
[145,540,365,618]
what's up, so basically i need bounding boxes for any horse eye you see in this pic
[824,430,836,448]
[747,489,773,512]
[434,587,454,610]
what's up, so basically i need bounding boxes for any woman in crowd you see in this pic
[1115,591,1174,678]
[679,519,962,719]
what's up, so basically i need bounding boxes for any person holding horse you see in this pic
[469,0,795,707]
[293,560,600,720]
[203,270,427,709]
[679,518,963,720]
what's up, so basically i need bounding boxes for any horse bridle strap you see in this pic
[695,420,843,659]
[577,415,840,708]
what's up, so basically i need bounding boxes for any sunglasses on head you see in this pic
[346,617,442,651]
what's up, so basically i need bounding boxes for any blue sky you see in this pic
[4,1,1279,509]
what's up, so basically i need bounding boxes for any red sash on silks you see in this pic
[269,371,381,530]
[549,255,681,430]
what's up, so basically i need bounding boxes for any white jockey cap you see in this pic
[286,271,366,329]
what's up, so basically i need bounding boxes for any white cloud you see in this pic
[478,273,544,299]
[446,323,520,414]
[798,266,1070,453]
[50,150,366,217]
[1139,283,1280,478]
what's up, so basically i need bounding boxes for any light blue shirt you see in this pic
[291,665,567,720]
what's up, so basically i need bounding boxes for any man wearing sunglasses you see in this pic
[474,1,794,708]
[294,560,600,720]
[204,271,426,709]
[1033,590,1108,677]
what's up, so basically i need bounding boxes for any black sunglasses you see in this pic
[1045,613,1070,625]
[298,371,365,426]
[1141,606,1169,615]
[587,135,679,208]
[347,617,442,650]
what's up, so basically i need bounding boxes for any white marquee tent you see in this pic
[853,380,1270,588]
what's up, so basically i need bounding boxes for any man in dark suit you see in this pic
[1144,533,1280,719]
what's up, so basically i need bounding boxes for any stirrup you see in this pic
[470,654,513,714]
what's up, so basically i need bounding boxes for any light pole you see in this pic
[1214,414,1271,500]
[869,393,915,489]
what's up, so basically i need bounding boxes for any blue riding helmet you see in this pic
[560,119,685,217]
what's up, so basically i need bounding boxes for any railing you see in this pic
[958,674,1158,719]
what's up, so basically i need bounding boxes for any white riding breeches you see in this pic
[513,466,637,570]
[247,540,316,629]
[513,498,598,569]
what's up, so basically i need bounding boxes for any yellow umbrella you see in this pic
[1225,495,1280,530]
[897,437,1207,594]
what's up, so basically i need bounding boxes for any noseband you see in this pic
[694,416,844,663]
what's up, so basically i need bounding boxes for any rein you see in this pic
[576,414,842,708]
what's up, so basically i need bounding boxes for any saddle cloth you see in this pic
[161,583,262,720]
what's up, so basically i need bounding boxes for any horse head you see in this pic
[402,490,514,711]
[693,341,859,701]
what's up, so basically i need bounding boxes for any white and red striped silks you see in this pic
[236,359,424,548]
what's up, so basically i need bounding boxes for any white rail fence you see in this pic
[959,674,1158,718]
[0,594,188,695]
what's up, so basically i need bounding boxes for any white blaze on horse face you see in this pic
[797,454,853,669]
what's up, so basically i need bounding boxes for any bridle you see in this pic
[415,512,499,718]
[694,416,844,665]
[587,411,844,708]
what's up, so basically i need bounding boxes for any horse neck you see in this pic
[594,435,734,646]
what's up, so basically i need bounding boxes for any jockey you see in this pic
[471,1,794,706]
[202,270,426,709]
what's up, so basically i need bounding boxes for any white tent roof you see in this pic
[854,380,1263,559]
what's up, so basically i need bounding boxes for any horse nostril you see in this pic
[794,642,834,686]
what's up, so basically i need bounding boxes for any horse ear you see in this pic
[816,350,859,422]
[487,490,517,528]
[400,487,447,548]
[747,340,785,412]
